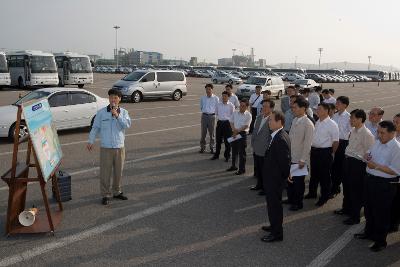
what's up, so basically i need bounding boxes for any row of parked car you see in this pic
[277,72,373,83]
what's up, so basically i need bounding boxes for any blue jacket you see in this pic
[88,106,131,148]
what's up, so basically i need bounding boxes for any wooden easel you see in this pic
[1,105,63,236]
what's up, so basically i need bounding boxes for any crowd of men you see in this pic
[199,83,400,251]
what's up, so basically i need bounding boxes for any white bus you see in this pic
[7,50,58,88]
[0,52,11,86]
[54,52,93,88]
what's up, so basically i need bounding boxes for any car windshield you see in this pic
[245,76,266,85]
[0,54,8,73]
[122,71,146,81]
[295,79,308,85]
[31,56,57,73]
[69,57,92,73]
[14,91,51,105]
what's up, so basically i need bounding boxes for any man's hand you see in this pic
[87,143,93,151]
[298,161,305,169]
[364,152,372,162]
[367,160,378,170]
[287,176,293,183]
[111,108,119,118]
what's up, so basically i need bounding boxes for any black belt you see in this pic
[311,147,332,151]
[218,120,229,122]
[203,113,215,116]
[367,173,399,183]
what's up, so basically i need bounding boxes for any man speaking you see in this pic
[87,89,132,205]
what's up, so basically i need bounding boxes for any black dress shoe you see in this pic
[226,166,238,172]
[102,197,110,205]
[370,242,387,252]
[210,155,219,160]
[250,185,262,191]
[224,157,229,162]
[113,193,128,200]
[315,199,327,207]
[261,225,272,232]
[304,194,317,199]
[235,170,245,175]
[210,149,214,154]
[282,199,291,205]
[354,233,371,240]
[258,191,265,196]
[199,149,205,154]
[261,234,283,242]
[343,218,360,225]
[334,209,346,215]
[289,204,303,211]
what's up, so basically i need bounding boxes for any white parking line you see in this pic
[0,124,200,157]
[0,177,247,266]
[306,222,364,267]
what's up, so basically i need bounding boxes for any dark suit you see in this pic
[263,129,291,237]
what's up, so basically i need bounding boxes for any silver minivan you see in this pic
[112,70,187,103]
[236,76,285,99]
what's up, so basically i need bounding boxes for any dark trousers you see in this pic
[342,156,366,220]
[287,175,305,207]
[265,177,285,237]
[231,132,247,172]
[331,139,349,194]
[249,107,258,133]
[364,175,397,245]
[214,120,232,159]
[390,184,400,230]
[309,147,333,201]
[254,154,264,188]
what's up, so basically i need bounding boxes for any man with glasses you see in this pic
[366,107,384,139]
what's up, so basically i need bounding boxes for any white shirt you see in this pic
[200,95,219,114]
[249,93,262,108]
[216,102,235,121]
[365,120,380,139]
[366,138,400,178]
[229,94,240,109]
[270,127,284,145]
[323,96,336,104]
[312,117,340,148]
[332,110,352,140]
[345,125,375,158]
[230,110,252,133]
[309,92,321,111]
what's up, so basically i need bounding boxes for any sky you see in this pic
[1,0,399,67]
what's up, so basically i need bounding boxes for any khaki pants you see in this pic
[100,147,125,198]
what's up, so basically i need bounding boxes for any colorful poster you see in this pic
[22,99,62,182]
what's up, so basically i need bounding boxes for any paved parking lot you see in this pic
[0,74,399,266]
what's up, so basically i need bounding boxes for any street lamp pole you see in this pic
[318,48,323,69]
[113,25,120,68]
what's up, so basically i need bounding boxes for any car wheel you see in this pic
[18,77,24,89]
[276,91,282,99]
[213,79,218,84]
[172,90,182,101]
[131,91,142,103]
[78,84,84,88]
[228,79,233,84]
[8,121,28,142]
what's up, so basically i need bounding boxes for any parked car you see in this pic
[283,73,302,82]
[112,70,187,103]
[0,88,109,141]
[291,79,320,89]
[211,72,242,84]
[236,76,285,99]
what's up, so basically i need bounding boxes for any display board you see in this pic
[22,99,62,182]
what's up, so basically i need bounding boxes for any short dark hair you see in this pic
[255,85,262,90]
[394,113,400,118]
[328,103,336,112]
[379,120,396,133]
[294,96,309,109]
[301,87,311,94]
[108,89,122,98]
[263,90,272,95]
[318,102,331,112]
[225,84,233,89]
[262,99,275,109]
[222,91,229,96]
[328,88,335,95]
[375,107,385,116]
[271,111,285,125]
[314,86,322,92]
[240,98,249,106]
[205,83,214,89]
[322,89,330,94]
[350,109,367,123]
[287,86,295,90]
[294,84,300,88]
[336,96,350,106]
